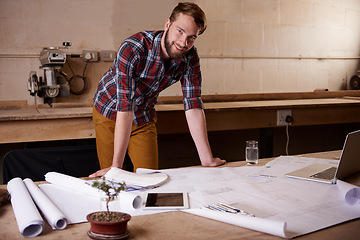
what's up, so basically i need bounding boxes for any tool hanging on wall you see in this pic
[349,71,360,90]
[27,42,72,106]
[27,42,91,107]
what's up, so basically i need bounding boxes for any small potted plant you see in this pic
[86,177,131,239]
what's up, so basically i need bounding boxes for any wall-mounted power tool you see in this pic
[350,71,360,90]
[28,42,72,105]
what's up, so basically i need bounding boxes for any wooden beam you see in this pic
[157,90,360,104]
[0,118,95,144]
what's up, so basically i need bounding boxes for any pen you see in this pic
[203,203,255,217]
[214,203,238,213]
[205,205,236,214]
[259,174,277,178]
[218,203,255,217]
[125,185,150,191]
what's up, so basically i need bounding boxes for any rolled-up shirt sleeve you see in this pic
[115,42,139,112]
[181,49,204,111]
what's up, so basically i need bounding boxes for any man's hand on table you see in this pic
[88,167,111,178]
[201,157,226,167]
[89,157,225,178]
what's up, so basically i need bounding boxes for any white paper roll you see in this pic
[184,208,287,238]
[45,172,100,198]
[44,172,142,210]
[120,191,142,209]
[337,180,360,205]
[23,178,67,230]
[7,178,44,238]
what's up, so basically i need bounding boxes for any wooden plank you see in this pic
[292,106,360,126]
[0,118,95,144]
[0,107,92,121]
[201,98,360,110]
[155,98,360,112]
[0,100,92,110]
[157,90,360,104]
[0,100,28,110]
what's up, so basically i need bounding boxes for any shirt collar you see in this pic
[152,31,163,61]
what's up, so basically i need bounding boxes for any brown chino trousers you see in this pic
[92,106,158,171]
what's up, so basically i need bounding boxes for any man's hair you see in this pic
[169,2,207,35]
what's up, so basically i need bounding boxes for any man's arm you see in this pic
[89,111,134,177]
[185,108,226,167]
[112,111,134,167]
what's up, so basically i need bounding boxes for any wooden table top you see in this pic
[1,150,359,240]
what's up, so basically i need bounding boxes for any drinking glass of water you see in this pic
[246,140,258,165]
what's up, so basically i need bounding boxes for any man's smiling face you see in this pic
[162,13,200,60]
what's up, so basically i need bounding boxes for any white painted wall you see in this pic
[0,0,359,105]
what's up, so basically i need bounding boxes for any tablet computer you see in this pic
[142,192,189,210]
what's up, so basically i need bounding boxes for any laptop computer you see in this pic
[285,130,360,184]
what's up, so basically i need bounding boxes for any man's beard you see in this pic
[164,29,187,60]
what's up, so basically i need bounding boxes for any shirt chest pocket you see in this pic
[164,72,182,88]
[135,77,160,101]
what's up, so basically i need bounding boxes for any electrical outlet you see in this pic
[100,50,116,62]
[277,109,292,126]
[82,50,98,62]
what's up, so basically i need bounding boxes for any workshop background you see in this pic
[1,0,360,104]
[1,0,360,183]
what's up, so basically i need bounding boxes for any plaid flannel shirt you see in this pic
[94,31,204,126]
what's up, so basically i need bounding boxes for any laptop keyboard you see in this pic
[310,167,337,180]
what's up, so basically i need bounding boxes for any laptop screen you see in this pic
[336,130,360,181]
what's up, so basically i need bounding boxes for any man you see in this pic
[90,2,225,178]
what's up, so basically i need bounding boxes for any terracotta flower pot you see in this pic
[87,211,131,239]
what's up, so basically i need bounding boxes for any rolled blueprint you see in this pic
[23,178,67,230]
[184,208,288,238]
[7,178,44,238]
[337,180,360,205]
[120,191,142,209]
[44,172,100,198]
[44,172,142,210]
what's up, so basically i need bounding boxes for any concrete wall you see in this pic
[1,0,360,105]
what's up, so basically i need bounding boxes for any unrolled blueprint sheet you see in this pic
[138,156,360,238]
[35,157,359,238]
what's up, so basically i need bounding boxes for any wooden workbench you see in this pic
[1,91,360,144]
[0,150,359,240]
